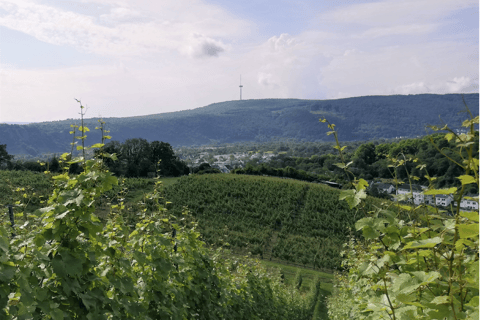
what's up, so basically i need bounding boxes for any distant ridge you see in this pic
[0,93,478,156]
[0,122,33,125]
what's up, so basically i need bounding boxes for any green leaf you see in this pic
[52,173,69,181]
[396,293,416,304]
[458,224,479,239]
[362,226,380,239]
[355,217,374,231]
[403,237,442,249]
[0,234,9,253]
[460,211,479,222]
[458,175,476,185]
[356,178,369,191]
[62,252,83,276]
[455,238,474,251]
[89,143,105,149]
[0,265,16,282]
[339,189,361,209]
[424,187,457,195]
[55,210,70,220]
[430,296,450,305]
[392,273,420,295]
[79,293,97,311]
[411,271,441,285]
[444,133,455,142]
[50,308,64,320]
[334,162,347,169]
[466,296,479,307]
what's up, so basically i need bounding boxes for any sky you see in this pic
[0,0,478,123]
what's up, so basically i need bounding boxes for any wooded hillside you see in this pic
[1,94,477,156]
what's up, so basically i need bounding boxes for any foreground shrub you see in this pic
[323,107,479,320]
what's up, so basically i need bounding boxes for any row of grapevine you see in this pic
[162,173,386,270]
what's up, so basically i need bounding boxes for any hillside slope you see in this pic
[1,93,477,155]
[162,173,388,270]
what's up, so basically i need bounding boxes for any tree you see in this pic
[353,142,376,166]
[98,140,188,178]
[0,144,13,168]
[121,138,150,177]
[49,155,60,172]
[150,141,175,175]
[99,141,123,176]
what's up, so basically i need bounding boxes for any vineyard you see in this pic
[162,174,386,270]
[0,100,477,319]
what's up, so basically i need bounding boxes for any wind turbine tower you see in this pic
[239,75,243,100]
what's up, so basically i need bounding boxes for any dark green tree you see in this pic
[0,144,13,168]
[99,141,123,176]
[353,142,376,166]
[49,155,60,172]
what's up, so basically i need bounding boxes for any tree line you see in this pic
[0,139,190,178]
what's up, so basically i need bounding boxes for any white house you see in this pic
[413,193,435,206]
[454,195,479,211]
[436,194,454,207]
[396,184,422,203]
[396,184,434,206]
[376,183,395,194]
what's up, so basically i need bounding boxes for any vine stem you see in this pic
[383,275,396,320]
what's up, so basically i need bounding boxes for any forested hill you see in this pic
[1,93,478,155]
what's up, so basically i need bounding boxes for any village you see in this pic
[367,182,478,211]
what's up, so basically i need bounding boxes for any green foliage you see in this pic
[294,270,303,290]
[0,170,53,212]
[98,139,189,178]
[0,115,323,319]
[0,144,13,167]
[324,107,479,320]
[192,163,222,174]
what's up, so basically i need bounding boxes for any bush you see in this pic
[322,110,479,320]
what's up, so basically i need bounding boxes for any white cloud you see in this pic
[180,33,228,58]
[267,33,297,52]
[354,23,439,39]
[319,42,478,98]
[0,0,251,58]
[391,77,476,95]
[99,6,142,22]
[322,0,478,27]
[257,72,278,87]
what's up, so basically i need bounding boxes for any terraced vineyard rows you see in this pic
[162,173,384,270]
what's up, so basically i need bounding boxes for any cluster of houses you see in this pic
[189,152,277,173]
[370,182,479,211]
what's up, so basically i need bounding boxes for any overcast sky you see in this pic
[0,0,478,123]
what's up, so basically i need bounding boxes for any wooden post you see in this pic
[7,205,15,237]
